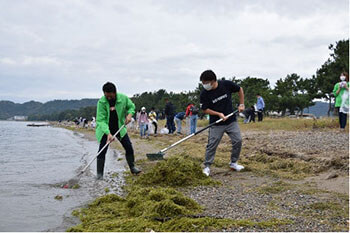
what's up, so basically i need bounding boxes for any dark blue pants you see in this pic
[166,115,176,134]
[97,133,134,176]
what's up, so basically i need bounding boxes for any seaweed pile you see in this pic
[67,155,292,231]
[135,155,220,187]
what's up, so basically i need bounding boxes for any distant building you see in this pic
[13,116,28,121]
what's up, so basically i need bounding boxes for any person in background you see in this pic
[199,70,245,176]
[138,107,149,138]
[243,106,256,124]
[174,111,186,134]
[249,105,256,123]
[95,82,141,179]
[243,109,250,124]
[91,117,96,128]
[78,117,83,127]
[164,98,176,134]
[186,103,199,134]
[84,118,88,128]
[256,94,265,122]
[149,107,158,135]
[333,72,349,131]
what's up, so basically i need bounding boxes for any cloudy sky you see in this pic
[0,0,348,103]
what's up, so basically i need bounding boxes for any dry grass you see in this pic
[239,117,344,132]
[156,116,346,133]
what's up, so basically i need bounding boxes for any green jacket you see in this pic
[95,93,135,142]
[333,82,349,107]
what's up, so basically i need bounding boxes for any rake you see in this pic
[146,110,238,160]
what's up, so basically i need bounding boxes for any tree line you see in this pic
[28,39,348,121]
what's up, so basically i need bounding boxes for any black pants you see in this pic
[258,110,263,122]
[166,115,176,134]
[250,113,256,122]
[339,111,348,129]
[152,122,158,134]
[97,133,135,176]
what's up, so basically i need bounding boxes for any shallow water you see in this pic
[0,121,125,231]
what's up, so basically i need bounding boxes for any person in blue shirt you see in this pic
[256,94,265,122]
[174,112,186,134]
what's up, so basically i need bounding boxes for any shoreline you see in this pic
[52,123,130,231]
[56,119,349,232]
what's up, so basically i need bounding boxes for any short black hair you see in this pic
[103,82,117,93]
[151,107,155,110]
[256,93,260,96]
[200,70,217,82]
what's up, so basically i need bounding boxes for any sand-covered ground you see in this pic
[57,117,349,232]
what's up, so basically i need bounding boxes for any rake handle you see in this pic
[80,124,125,174]
[160,110,238,153]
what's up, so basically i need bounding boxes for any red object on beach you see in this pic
[63,184,69,189]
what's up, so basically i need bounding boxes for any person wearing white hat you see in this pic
[138,107,149,138]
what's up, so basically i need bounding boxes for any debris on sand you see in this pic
[326,172,339,180]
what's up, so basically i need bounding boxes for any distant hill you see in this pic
[0,98,334,120]
[0,99,98,120]
[303,101,334,117]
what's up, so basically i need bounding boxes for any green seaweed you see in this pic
[72,184,80,189]
[72,210,80,217]
[68,188,293,232]
[68,187,203,232]
[290,201,349,231]
[110,172,119,178]
[257,181,294,194]
[240,153,315,180]
[54,195,63,200]
[135,154,220,187]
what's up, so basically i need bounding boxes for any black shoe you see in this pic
[130,167,142,175]
[97,158,105,180]
[96,173,103,180]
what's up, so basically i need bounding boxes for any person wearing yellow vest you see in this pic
[149,107,158,134]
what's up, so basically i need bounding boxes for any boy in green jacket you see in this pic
[95,82,141,179]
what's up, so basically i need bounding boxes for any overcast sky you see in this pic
[0,0,348,103]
